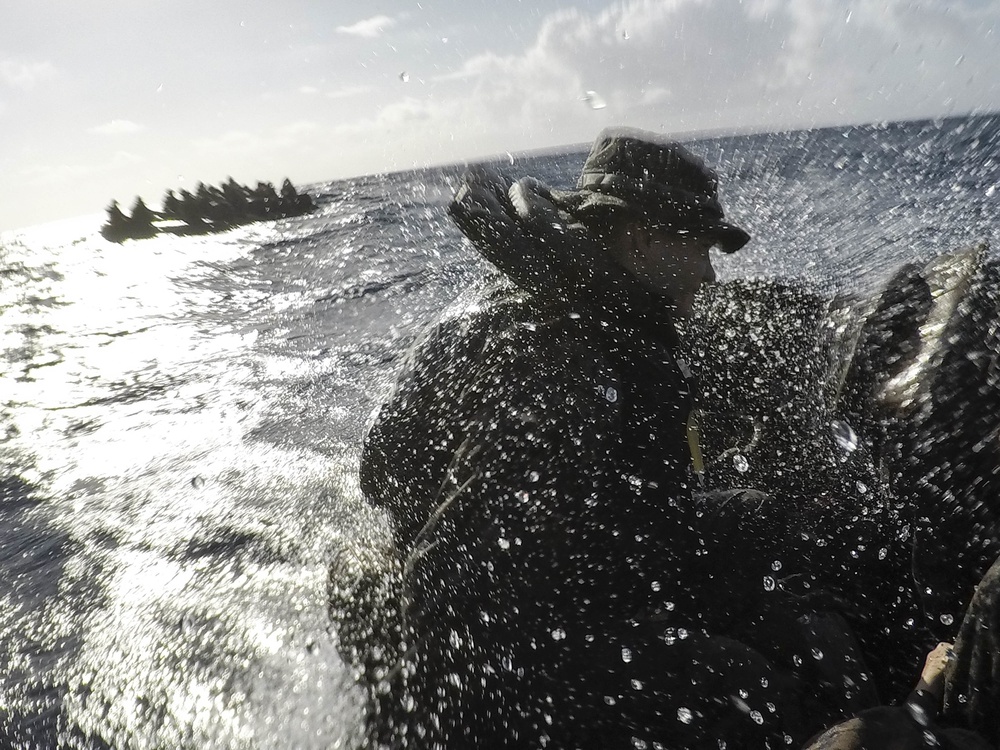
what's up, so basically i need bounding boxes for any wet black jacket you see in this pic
[360,283,698,612]
[360,167,701,626]
[356,171,837,748]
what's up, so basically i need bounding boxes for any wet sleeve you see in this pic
[400,323,623,632]
[360,313,491,547]
[449,168,669,318]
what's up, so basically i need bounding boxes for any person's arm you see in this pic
[449,168,674,328]
[905,641,954,725]
[360,306,508,549]
[398,318,625,636]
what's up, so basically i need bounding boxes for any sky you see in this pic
[1,0,998,231]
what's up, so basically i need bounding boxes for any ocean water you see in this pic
[1,114,998,748]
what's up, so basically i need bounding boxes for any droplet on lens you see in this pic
[831,420,859,453]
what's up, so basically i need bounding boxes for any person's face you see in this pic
[614,224,717,317]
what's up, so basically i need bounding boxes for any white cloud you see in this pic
[302,0,1000,184]
[18,150,147,188]
[0,59,56,90]
[20,162,94,186]
[277,121,321,139]
[325,84,373,100]
[336,15,397,38]
[422,0,1000,145]
[194,129,267,156]
[111,150,144,166]
[90,119,144,135]
[193,121,321,158]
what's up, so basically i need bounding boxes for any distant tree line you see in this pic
[101,177,316,242]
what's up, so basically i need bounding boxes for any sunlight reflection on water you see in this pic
[1,219,379,748]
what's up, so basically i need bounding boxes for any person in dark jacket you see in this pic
[357,129,869,748]
[801,642,993,750]
[802,548,1000,750]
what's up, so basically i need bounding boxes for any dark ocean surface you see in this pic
[1,114,998,748]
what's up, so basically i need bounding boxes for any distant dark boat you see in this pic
[100,177,316,242]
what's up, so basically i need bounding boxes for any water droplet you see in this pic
[621,647,633,663]
[605,386,618,403]
[551,628,566,641]
[811,648,824,660]
[831,420,859,453]
[750,710,764,725]
[677,707,693,724]
[763,576,776,592]
[630,678,644,690]
[878,547,888,560]
[733,454,749,473]
[650,580,661,592]
[793,654,803,667]
[399,71,410,82]
[191,475,205,488]
[497,537,510,550]
[771,560,782,572]
[528,471,540,482]
[582,90,607,110]
[622,29,630,40]
[909,701,931,726]
[940,613,954,626]
[856,481,869,494]
[604,695,617,705]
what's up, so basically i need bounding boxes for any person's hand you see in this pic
[507,177,567,233]
[449,169,605,304]
[915,641,954,699]
[448,166,519,251]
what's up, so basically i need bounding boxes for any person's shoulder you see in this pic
[418,284,601,364]
[481,299,613,370]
